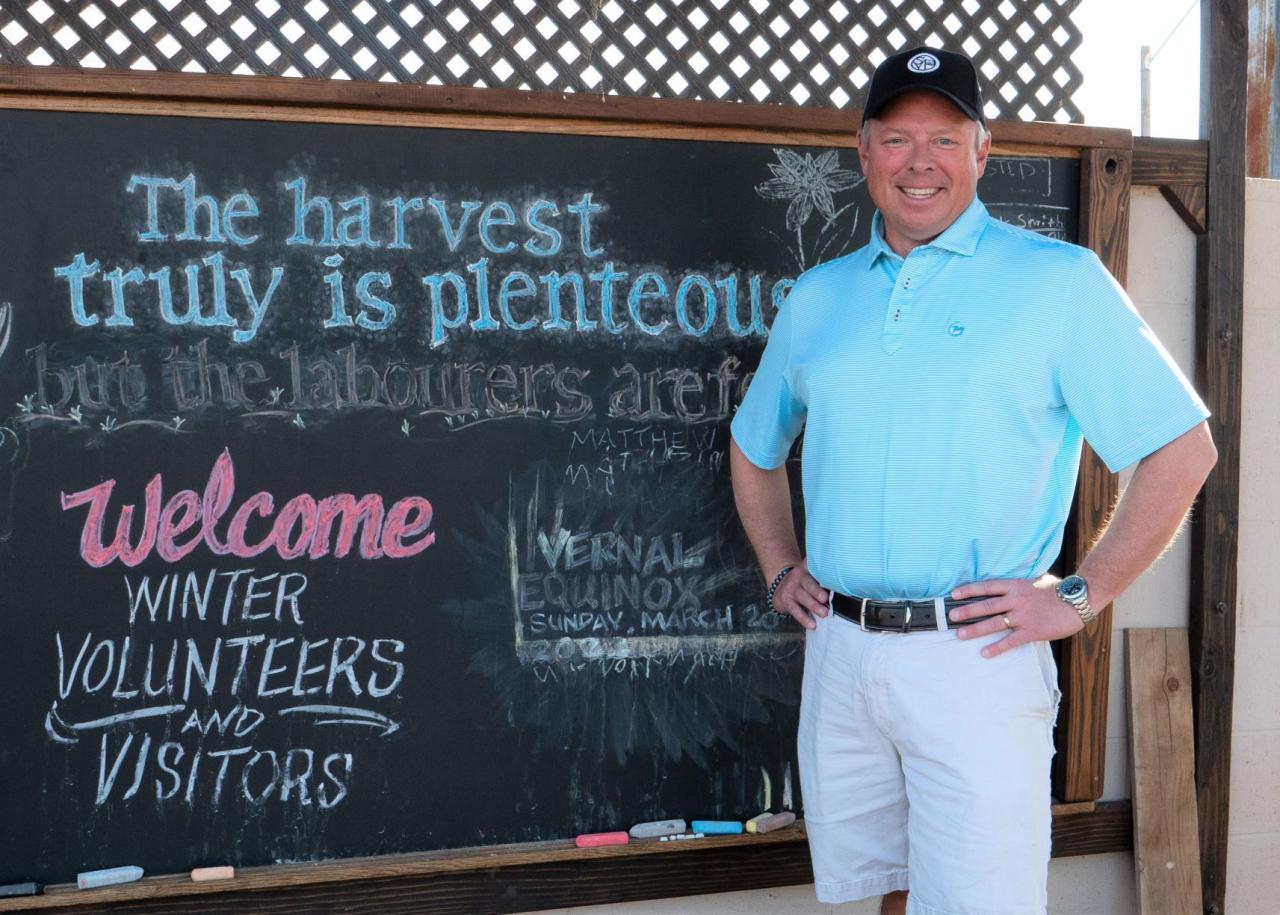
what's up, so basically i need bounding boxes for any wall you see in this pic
[518,185,1216,915]
[1224,177,1280,914]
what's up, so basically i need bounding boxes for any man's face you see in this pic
[858,90,991,257]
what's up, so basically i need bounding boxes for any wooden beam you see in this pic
[1159,184,1209,235]
[1127,629,1203,915]
[1052,801,1136,858]
[0,806,1135,914]
[1055,147,1131,802]
[1133,137,1209,186]
[1194,1,1247,912]
[0,63,1134,152]
[1079,149,1134,282]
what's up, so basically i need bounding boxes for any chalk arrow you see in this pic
[0,303,10,365]
[44,700,186,745]
[278,704,400,737]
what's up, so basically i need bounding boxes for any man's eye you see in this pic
[936,138,958,147]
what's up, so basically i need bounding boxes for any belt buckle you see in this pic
[860,599,913,632]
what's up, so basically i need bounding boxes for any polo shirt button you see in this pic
[948,322,965,336]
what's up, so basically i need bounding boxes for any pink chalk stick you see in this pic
[575,831,629,848]
[190,866,234,882]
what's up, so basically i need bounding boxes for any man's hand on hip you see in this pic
[771,561,830,631]
[946,575,1083,657]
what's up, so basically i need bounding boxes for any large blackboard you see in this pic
[0,105,1078,886]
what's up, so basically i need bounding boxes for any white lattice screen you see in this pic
[0,0,1084,122]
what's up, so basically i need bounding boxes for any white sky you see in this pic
[1072,0,1202,138]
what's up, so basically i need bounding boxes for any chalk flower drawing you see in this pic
[756,148,865,271]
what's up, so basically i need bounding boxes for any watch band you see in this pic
[1073,599,1098,626]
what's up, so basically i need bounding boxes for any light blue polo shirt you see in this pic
[731,196,1209,600]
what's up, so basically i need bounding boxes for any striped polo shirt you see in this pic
[731,196,1209,600]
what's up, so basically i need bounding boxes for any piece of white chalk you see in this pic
[190,866,235,882]
[630,819,687,838]
[77,866,143,890]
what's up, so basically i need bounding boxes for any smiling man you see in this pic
[729,47,1217,915]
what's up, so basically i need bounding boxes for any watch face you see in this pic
[1060,575,1088,600]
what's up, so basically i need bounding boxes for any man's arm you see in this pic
[948,421,1217,656]
[729,439,829,629]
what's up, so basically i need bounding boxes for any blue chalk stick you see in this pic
[77,866,144,890]
[690,820,743,835]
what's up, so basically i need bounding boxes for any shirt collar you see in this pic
[866,195,990,269]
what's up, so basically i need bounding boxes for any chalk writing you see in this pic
[49,173,795,346]
[507,467,799,668]
[46,561,408,811]
[60,449,435,567]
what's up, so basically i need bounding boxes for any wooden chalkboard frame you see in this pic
[0,64,1204,913]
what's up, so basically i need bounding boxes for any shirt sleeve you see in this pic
[1056,249,1210,472]
[730,292,807,470]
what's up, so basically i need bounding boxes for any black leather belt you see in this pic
[831,593,995,633]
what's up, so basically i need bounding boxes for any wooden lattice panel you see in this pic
[0,0,1083,122]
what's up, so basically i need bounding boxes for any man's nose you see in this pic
[906,145,935,171]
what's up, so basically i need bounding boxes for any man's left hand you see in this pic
[947,575,1085,658]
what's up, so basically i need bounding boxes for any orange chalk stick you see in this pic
[190,866,234,882]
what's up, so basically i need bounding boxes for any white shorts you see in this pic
[798,610,1061,915]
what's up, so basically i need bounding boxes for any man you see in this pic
[729,46,1216,915]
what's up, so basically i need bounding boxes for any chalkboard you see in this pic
[0,104,1078,886]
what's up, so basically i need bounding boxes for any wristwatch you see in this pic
[1056,574,1098,626]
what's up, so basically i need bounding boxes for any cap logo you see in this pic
[907,52,941,73]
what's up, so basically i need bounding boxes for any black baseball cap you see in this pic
[861,46,987,126]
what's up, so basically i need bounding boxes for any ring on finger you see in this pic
[1002,614,1013,630]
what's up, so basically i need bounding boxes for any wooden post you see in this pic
[1055,146,1131,802]
[1141,46,1153,137]
[1248,0,1280,177]
[1195,1,1247,912]
[1127,629,1203,915]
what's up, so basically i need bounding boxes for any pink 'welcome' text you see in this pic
[60,449,435,568]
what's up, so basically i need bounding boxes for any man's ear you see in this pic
[975,126,992,172]
[856,123,869,173]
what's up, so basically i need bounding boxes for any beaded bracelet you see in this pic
[766,565,796,613]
